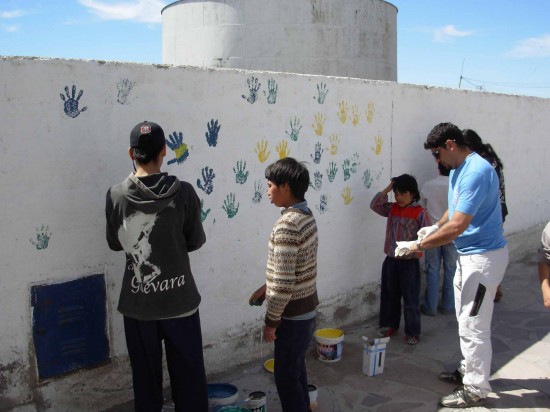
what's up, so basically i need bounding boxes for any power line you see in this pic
[461,76,550,89]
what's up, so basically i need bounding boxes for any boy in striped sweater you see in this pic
[249,157,319,412]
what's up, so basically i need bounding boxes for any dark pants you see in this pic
[123,311,208,412]
[274,316,316,412]
[379,256,421,337]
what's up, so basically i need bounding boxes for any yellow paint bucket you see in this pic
[314,328,344,362]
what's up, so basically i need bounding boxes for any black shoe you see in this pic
[439,369,463,384]
[420,304,435,316]
[439,386,485,408]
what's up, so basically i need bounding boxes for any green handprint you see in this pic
[233,159,249,184]
[200,199,211,222]
[313,82,329,104]
[362,169,373,189]
[285,117,302,142]
[222,193,239,218]
[327,162,338,182]
[29,224,51,250]
[263,78,278,104]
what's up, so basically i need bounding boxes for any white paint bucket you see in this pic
[308,384,318,411]
[314,328,344,362]
[246,391,267,412]
[207,383,239,412]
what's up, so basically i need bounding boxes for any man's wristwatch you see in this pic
[416,239,424,251]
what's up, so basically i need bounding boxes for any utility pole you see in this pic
[458,58,465,88]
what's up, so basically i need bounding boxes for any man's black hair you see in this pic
[392,174,420,202]
[265,157,310,201]
[132,146,164,165]
[424,122,466,150]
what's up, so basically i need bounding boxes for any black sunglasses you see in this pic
[432,150,441,159]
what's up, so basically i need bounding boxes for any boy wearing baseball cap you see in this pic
[105,121,208,411]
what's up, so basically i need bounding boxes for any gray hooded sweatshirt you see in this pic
[106,173,206,320]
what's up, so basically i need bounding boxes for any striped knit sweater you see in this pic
[265,207,319,328]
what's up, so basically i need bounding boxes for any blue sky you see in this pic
[1,0,549,98]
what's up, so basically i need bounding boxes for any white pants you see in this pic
[454,247,509,398]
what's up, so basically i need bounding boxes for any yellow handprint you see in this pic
[326,133,340,155]
[351,105,360,126]
[312,113,325,136]
[276,140,290,159]
[371,134,383,155]
[255,139,271,163]
[341,186,353,205]
[366,102,375,123]
[337,101,348,124]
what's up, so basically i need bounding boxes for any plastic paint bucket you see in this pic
[308,384,318,411]
[246,391,267,412]
[207,383,239,412]
[314,328,344,362]
[217,407,249,412]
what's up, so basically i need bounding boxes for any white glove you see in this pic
[395,241,415,257]
[417,224,439,241]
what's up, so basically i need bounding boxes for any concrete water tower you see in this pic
[161,0,397,81]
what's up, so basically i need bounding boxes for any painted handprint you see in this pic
[276,140,290,159]
[233,159,249,184]
[342,159,351,181]
[117,78,135,105]
[362,169,373,189]
[255,139,270,163]
[29,224,51,250]
[242,76,261,104]
[60,85,87,118]
[252,180,264,204]
[313,82,329,104]
[337,101,348,124]
[222,193,239,218]
[197,166,215,194]
[263,78,278,104]
[316,194,328,214]
[166,131,190,165]
[351,152,360,173]
[366,102,375,123]
[310,142,323,164]
[341,187,353,205]
[326,133,340,155]
[327,161,338,182]
[310,171,323,191]
[351,105,360,126]
[200,199,211,222]
[205,119,221,147]
[312,113,325,136]
[285,117,302,142]
[372,134,384,155]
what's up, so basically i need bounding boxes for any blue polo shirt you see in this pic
[448,153,506,254]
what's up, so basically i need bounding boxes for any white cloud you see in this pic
[432,25,473,43]
[1,24,20,32]
[1,10,27,19]
[507,34,550,58]
[79,0,167,24]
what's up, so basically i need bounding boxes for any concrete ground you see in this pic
[108,250,550,412]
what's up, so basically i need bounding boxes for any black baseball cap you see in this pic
[130,121,165,154]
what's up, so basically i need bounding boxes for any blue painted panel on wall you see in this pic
[31,274,110,380]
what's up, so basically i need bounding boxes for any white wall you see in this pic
[0,56,548,411]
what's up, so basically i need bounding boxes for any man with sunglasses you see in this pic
[403,122,508,408]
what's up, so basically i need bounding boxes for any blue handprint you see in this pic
[252,180,264,204]
[222,193,239,218]
[263,78,278,104]
[242,76,261,104]
[285,117,302,142]
[197,166,215,194]
[316,195,328,214]
[309,171,323,191]
[342,159,351,181]
[313,82,329,104]
[60,85,87,118]
[327,162,338,182]
[233,159,249,184]
[200,199,211,222]
[310,142,324,164]
[166,131,190,165]
[205,119,221,147]
[362,169,373,189]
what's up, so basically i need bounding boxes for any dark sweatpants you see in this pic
[123,311,208,412]
[379,256,421,337]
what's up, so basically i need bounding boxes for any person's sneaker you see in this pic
[376,327,397,337]
[439,369,464,384]
[420,304,436,316]
[439,386,486,408]
[405,336,418,345]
